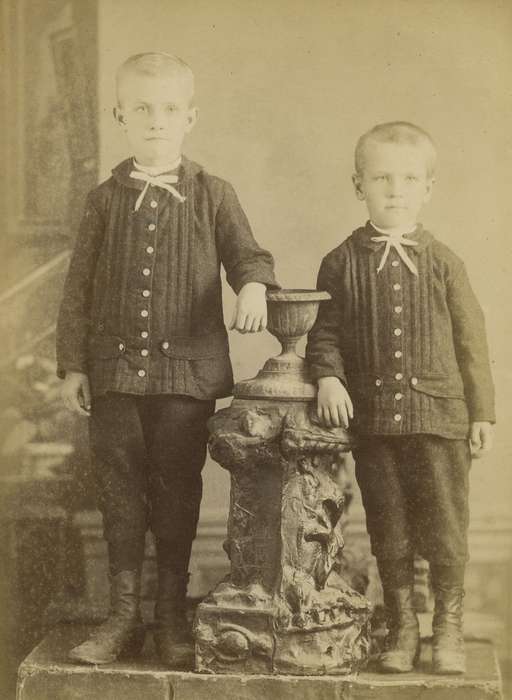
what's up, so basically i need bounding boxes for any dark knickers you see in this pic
[353,435,471,566]
[89,393,216,548]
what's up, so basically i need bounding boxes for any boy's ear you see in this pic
[352,173,365,200]
[113,106,126,126]
[423,177,435,203]
[185,106,198,134]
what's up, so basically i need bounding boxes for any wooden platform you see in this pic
[17,624,503,700]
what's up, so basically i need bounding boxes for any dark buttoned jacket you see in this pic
[306,222,495,439]
[56,157,278,399]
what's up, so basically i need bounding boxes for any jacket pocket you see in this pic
[409,374,465,399]
[88,334,127,360]
[159,329,229,360]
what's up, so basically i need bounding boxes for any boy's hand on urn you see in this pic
[229,282,267,333]
[317,376,354,428]
[470,421,494,458]
[61,372,92,417]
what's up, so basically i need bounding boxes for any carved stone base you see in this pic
[195,576,370,675]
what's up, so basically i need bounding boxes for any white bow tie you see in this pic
[371,231,419,276]
[130,170,186,211]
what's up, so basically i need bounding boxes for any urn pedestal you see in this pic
[194,290,372,676]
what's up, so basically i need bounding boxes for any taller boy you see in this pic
[57,53,277,666]
[306,122,494,675]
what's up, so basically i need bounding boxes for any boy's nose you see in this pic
[148,109,167,130]
[387,176,405,197]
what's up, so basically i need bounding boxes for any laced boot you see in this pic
[153,570,194,668]
[69,570,145,664]
[378,586,421,673]
[431,568,465,674]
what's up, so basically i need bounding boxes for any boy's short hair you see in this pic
[355,122,437,177]
[116,52,195,106]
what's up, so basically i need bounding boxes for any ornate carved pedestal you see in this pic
[194,291,371,676]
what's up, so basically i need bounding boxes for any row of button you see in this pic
[379,252,407,425]
[392,256,403,423]
[137,199,158,377]
[125,196,183,380]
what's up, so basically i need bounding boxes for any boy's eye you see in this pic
[135,105,146,113]
[166,105,178,112]
[406,175,419,182]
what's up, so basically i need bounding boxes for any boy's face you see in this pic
[114,72,197,166]
[352,141,434,230]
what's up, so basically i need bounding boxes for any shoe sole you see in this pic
[432,664,466,675]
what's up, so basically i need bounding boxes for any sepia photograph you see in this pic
[1,1,511,698]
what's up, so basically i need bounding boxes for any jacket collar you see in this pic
[111,155,203,189]
[352,220,433,253]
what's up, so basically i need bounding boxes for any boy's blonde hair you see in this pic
[116,52,195,106]
[355,122,437,177]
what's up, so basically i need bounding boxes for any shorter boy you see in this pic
[306,122,495,674]
[57,53,278,666]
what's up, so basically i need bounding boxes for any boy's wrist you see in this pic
[64,370,89,384]
[317,376,342,385]
[238,281,266,294]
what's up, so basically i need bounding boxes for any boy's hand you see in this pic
[470,421,494,458]
[61,371,92,416]
[229,282,267,333]
[316,376,353,428]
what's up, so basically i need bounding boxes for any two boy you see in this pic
[58,52,494,675]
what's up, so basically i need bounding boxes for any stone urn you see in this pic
[194,290,371,676]
[235,289,331,400]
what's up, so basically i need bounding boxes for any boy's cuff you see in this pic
[309,366,347,387]
[467,400,496,424]
[232,272,280,296]
[469,414,496,425]
[56,362,88,380]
